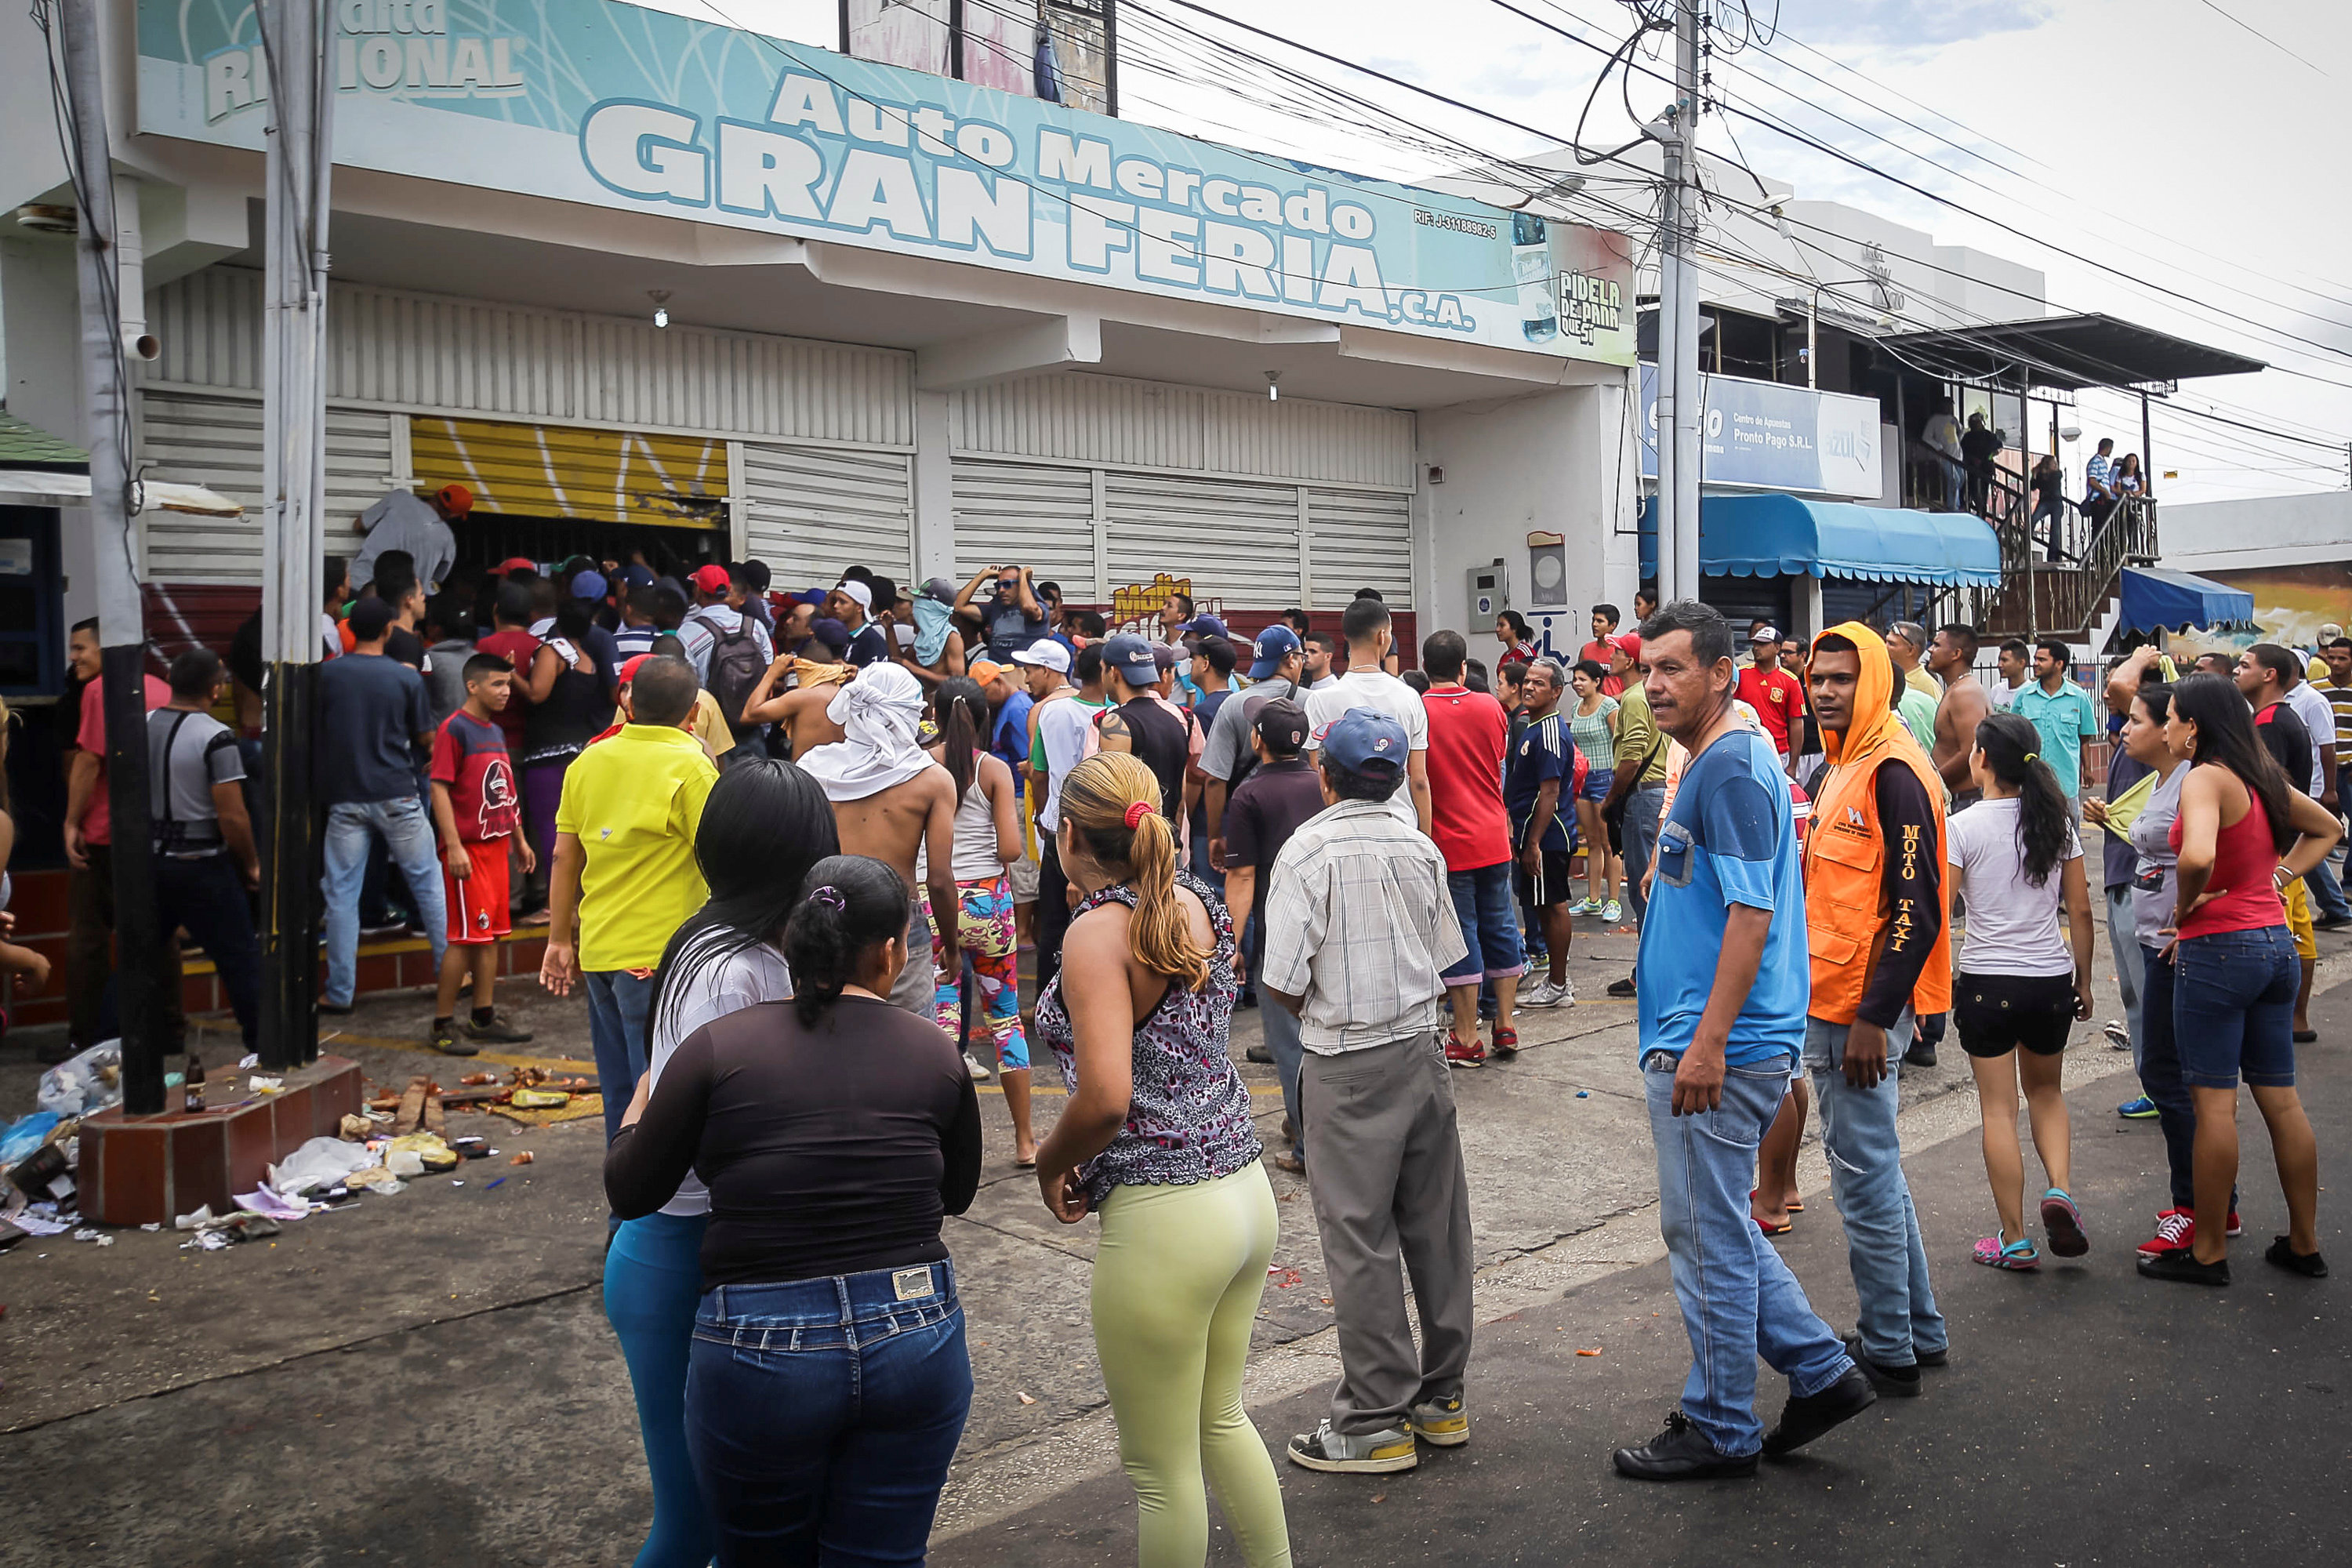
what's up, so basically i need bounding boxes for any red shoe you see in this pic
[2137,1210,2194,1260]
[1490,1025,1519,1061]
[1443,1033,1486,1069]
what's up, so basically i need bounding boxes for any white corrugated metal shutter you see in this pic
[136,391,396,584]
[951,459,1099,599]
[1102,472,1301,610]
[739,441,913,588]
[1306,488,1414,610]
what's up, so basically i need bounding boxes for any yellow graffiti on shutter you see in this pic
[407,417,727,530]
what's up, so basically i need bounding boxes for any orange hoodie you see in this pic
[1802,622,1951,1026]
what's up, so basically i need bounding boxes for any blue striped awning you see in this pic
[1640,492,2002,586]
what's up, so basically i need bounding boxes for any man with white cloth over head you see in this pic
[797,663,960,1020]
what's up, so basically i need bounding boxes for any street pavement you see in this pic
[2,909,2347,1564]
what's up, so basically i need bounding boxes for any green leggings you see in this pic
[1093,1161,1294,1568]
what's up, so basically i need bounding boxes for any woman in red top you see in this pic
[2148,673,2339,1286]
[1493,611,1538,669]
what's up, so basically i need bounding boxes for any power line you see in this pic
[2193,0,2332,77]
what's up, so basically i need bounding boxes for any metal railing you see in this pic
[1951,481,2158,641]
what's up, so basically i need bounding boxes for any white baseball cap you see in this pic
[1010,638,1072,674]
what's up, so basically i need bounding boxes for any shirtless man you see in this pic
[1927,623,1990,804]
[793,662,958,1022]
[739,619,855,753]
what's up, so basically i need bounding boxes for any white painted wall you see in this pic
[1417,379,1636,649]
[2160,491,2352,574]
[2,233,96,627]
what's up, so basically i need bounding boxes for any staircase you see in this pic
[1947,474,2158,644]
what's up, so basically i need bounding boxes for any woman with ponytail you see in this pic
[604,759,835,1568]
[1946,711,2096,1270]
[2141,673,2339,1286]
[605,852,982,1563]
[924,677,1035,1163]
[1033,752,1290,1568]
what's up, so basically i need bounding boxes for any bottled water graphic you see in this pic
[1512,210,1557,343]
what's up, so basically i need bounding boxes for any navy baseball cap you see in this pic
[1102,633,1159,685]
[1316,706,1409,779]
[1188,612,1229,641]
[1249,625,1302,679]
[805,618,851,658]
[616,564,655,590]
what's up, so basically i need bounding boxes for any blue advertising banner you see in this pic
[1639,365,1883,499]
[135,0,1636,364]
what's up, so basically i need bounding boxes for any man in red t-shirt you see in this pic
[1733,624,1805,775]
[1419,630,1526,1066]
[428,651,537,1056]
[58,619,180,1061]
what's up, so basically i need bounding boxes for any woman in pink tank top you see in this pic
[2147,675,2339,1287]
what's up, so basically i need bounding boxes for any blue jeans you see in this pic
[1620,784,1664,929]
[606,1210,713,1568]
[1643,1050,1853,1457]
[2106,885,2143,1051]
[586,969,656,1151]
[321,797,447,1007]
[2139,946,2238,1214]
[688,1260,972,1566]
[1805,1013,1947,1368]
[1441,862,1526,984]
[1937,456,1966,512]
[1261,997,1305,1162]
[2306,849,2352,924]
[2173,925,2299,1089]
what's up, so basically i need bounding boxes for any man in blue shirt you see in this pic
[2013,639,2101,813]
[1613,601,1871,1483]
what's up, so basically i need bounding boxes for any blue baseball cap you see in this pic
[1102,633,1160,685]
[1248,624,1302,679]
[571,569,608,603]
[1316,706,1409,780]
[1187,612,1229,641]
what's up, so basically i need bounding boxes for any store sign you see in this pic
[136,0,1638,365]
[1639,367,1883,499]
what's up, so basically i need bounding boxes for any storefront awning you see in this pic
[1639,493,2001,586]
[0,470,245,516]
[2114,566,2256,637]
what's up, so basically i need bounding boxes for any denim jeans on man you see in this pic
[155,854,261,1048]
[1261,996,1305,1163]
[1619,784,1666,928]
[1643,1051,1854,1457]
[687,1259,972,1565]
[586,968,656,1152]
[1441,862,1526,987]
[321,797,448,1007]
[1804,1011,1947,1369]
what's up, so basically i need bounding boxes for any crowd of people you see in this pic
[16,499,2349,1561]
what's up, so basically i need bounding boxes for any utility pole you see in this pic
[256,0,335,1072]
[58,0,166,1116]
[1657,0,1704,602]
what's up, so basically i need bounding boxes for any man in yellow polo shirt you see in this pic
[540,655,717,1185]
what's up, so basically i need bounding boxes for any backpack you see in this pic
[702,614,767,735]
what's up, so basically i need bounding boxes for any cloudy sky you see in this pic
[655,0,2350,506]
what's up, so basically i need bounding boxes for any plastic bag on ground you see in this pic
[268,1136,378,1196]
[0,1112,62,1167]
[37,1042,122,1117]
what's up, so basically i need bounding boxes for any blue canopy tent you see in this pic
[1639,493,2002,586]
[2111,566,2256,637]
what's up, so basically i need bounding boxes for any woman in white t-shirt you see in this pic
[1947,711,2097,1272]
[607,758,839,1567]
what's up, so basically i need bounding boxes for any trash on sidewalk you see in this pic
[35,1042,121,1117]
[176,1211,282,1250]
[233,1184,314,1222]
[269,1136,377,1196]
[0,1112,61,1167]
[247,1075,285,1095]
[509,1088,570,1110]
[68,1227,115,1247]
[508,1152,534,1166]
[386,1131,460,1176]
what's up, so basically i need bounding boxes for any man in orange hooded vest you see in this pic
[1802,622,1951,1395]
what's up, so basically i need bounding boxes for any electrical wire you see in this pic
[2192,0,2332,78]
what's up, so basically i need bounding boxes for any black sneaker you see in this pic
[1606,974,1638,999]
[1244,1043,1274,1065]
[2137,1250,2230,1287]
[2265,1236,2329,1278]
[1838,1334,1922,1398]
[428,1022,480,1058]
[318,1000,356,1017]
[1612,1410,1756,1481]
[1902,1042,1937,1069]
[463,1014,535,1044]
[1762,1367,1878,1457]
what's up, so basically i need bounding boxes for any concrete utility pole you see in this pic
[1651,0,1704,603]
[256,0,336,1072]
[58,0,167,1115]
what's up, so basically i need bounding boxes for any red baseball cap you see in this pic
[1608,632,1642,660]
[434,483,474,516]
[689,564,731,594]
[493,556,536,575]
[617,654,654,688]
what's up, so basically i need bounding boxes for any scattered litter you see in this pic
[1370,1493,1387,1505]
[452,1180,465,1187]
[36,1042,121,1117]
[387,1131,460,1174]
[233,1185,313,1221]
[452,1136,489,1160]
[337,1114,375,1142]
[173,1205,216,1231]
[459,1073,497,1087]
[237,1053,260,1069]
[1015,1391,1036,1406]
[508,1152,534,1166]
[1576,1348,1603,1357]
[510,1088,570,1110]
[0,1112,61,1167]
[70,1227,114,1247]
[270,1136,379,1196]
[1267,1266,1304,1290]
[343,1165,405,1193]
[1574,1090,1590,1099]
[483,1177,506,1190]
[247,1075,285,1095]
[139,1222,161,1232]
[7,1143,75,1205]
[9,1206,76,1238]
[182,1231,230,1252]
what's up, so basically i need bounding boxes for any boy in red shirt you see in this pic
[428,652,536,1054]
[1734,624,1805,770]
[1419,630,1524,1066]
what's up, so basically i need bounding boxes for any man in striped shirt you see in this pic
[2082,439,2119,528]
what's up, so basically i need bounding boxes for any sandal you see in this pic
[1973,1234,2040,1270]
[2040,1188,2089,1258]
[1754,1214,1793,1238]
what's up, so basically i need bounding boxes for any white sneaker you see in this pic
[964,1051,993,1083]
[1555,975,1577,1007]
[1520,978,1567,1009]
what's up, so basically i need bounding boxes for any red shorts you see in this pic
[444,840,512,945]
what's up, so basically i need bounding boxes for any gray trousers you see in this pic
[1299,1030,1476,1436]
[893,905,937,1022]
